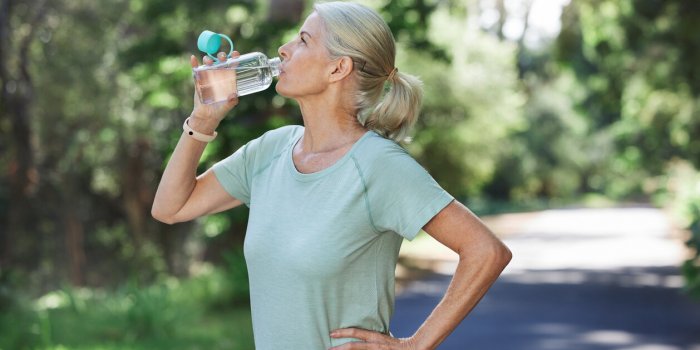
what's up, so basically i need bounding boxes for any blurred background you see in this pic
[1,0,699,349]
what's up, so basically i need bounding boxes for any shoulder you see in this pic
[352,131,426,180]
[355,131,410,161]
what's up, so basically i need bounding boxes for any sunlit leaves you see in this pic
[397,5,525,198]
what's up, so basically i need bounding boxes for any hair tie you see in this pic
[387,67,398,81]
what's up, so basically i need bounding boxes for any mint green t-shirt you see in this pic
[212,125,454,349]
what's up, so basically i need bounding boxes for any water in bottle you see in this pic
[193,52,281,104]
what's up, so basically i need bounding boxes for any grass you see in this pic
[0,266,254,350]
[42,306,253,350]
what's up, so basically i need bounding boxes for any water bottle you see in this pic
[193,30,281,104]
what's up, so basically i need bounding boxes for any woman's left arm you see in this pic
[330,200,512,350]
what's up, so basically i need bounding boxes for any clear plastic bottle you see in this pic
[193,52,281,104]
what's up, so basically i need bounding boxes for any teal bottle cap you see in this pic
[197,30,234,63]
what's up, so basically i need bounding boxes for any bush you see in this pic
[682,201,700,299]
[221,248,250,305]
[0,297,41,350]
[659,161,700,300]
[0,269,43,350]
[13,274,254,349]
[122,282,183,340]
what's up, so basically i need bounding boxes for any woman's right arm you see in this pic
[151,52,242,225]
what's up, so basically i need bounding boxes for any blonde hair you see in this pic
[313,1,423,143]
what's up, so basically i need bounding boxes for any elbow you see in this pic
[488,238,512,270]
[460,236,512,270]
[497,242,513,268]
[151,206,178,225]
[482,232,512,268]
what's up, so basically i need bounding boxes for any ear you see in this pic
[328,56,354,83]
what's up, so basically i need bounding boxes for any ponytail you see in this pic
[314,1,424,143]
[361,70,423,143]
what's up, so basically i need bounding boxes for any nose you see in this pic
[278,42,289,61]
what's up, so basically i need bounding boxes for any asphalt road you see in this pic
[390,207,700,350]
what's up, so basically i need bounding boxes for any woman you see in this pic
[152,2,512,349]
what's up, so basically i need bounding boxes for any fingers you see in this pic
[225,92,239,109]
[190,55,199,68]
[331,328,370,342]
[328,342,362,350]
[329,328,401,350]
[202,51,234,66]
[329,342,393,350]
[328,343,371,350]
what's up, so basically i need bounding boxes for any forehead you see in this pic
[300,11,324,35]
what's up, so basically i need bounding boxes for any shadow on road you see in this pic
[391,266,700,350]
[391,207,700,350]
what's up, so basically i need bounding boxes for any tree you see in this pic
[0,0,305,293]
[1,0,49,282]
[555,0,700,295]
[396,4,525,199]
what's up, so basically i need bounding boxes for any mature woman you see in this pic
[152,2,511,349]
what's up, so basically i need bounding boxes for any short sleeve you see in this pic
[212,138,259,207]
[364,146,454,241]
[212,125,302,207]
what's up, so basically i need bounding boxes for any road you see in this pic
[390,206,700,350]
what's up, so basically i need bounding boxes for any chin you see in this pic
[275,80,291,96]
[275,82,300,99]
[274,84,289,97]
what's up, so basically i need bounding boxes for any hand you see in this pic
[190,50,241,126]
[329,328,419,350]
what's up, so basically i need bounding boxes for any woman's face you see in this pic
[276,12,335,98]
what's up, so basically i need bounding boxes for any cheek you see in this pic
[276,64,328,96]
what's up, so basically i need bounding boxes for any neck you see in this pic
[295,93,368,154]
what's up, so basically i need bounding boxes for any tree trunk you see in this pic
[267,0,304,24]
[517,0,533,49]
[496,0,507,40]
[516,0,534,79]
[64,206,86,286]
[0,0,45,269]
[121,138,155,256]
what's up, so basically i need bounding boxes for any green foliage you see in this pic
[0,287,41,350]
[683,210,700,299]
[0,271,254,350]
[556,0,700,196]
[658,161,700,299]
[123,282,181,339]
[399,5,525,199]
[380,0,450,62]
[220,248,251,306]
[2,0,302,293]
[553,0,700,293]
[4,0,700,332]
[179,247,251,310]
[488,69,593,200]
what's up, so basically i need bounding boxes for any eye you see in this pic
[300,36,306,45]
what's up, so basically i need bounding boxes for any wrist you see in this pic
[187,113,221,135]
[408,333,436,350]
[183,117,218,143]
